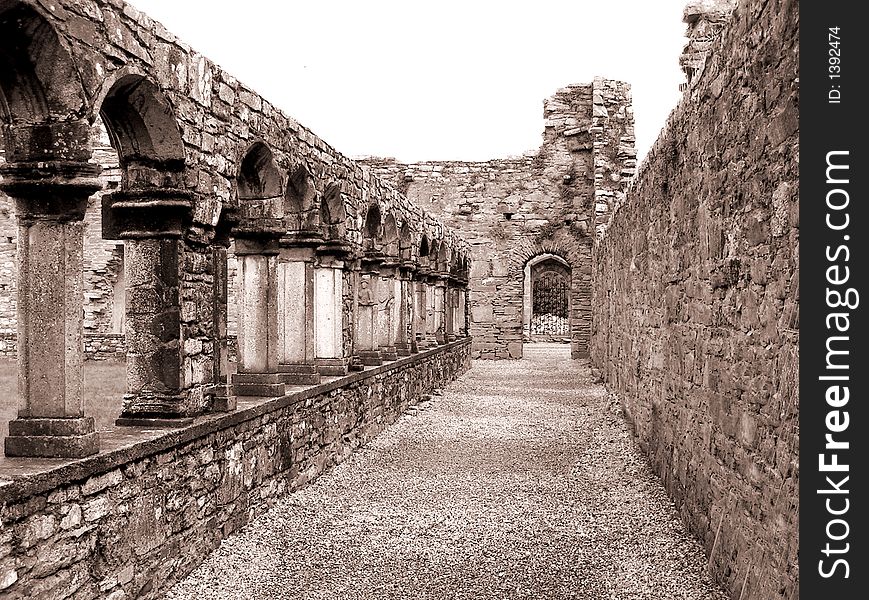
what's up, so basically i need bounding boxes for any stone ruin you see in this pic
[0,0,471,459]
[0,0,799,599]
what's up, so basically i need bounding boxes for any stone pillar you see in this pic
[103,189,197,426]
[414,268,431,350]
[210,210,237,412]
[313,244,350,376]
[457,284,468,337]
[1,160,102,457]
[396,263,416,356]
[354,257,383,366]
[377,262,399,361]
[232,221,285,396]
[444,283,456,343]
[433,276,447,345]
[276,241,321,385]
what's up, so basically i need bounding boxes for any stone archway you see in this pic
[523,254,571,343]
[511,232,592,359]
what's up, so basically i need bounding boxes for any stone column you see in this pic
[444,282,456,343]
[457,284,468,337]
[414,267,431,350]
[396,262,416,356]
[354,256,383,366]
[103,189,197,426]
[210,210,237,412]
[377,261,399,361]
[1,160,102,457]
[276,239,321,385]
[433,275,447,345]
[313,245,350,376]
[232,220,285,396]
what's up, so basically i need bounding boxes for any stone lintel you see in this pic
[102,188,194,239]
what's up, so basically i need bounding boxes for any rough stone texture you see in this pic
[590,1,798,598]
[363,79,635,360]
[679,0,739,87]
[0,340,471,600]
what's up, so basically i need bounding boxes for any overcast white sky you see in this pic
[128,0,689,163]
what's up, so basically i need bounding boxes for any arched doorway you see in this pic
[523,254,571,343]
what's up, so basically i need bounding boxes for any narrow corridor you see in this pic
[167,344,727,600]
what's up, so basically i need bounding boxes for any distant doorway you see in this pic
[523,254,571,344]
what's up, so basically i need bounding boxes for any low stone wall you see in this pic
[0,334,126,361]
[590,0,798,598]
[0,339,471,599]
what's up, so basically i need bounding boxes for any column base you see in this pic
[357,350,383,366]
[209,384,237,412]
[277,364,322,385]
[118,392,193,425]
[232,373,286,397]
[5,417,100,458]
[315,358,350,377]
[447,334,457,343]
[395,342,412,357]
[380,346,398,361]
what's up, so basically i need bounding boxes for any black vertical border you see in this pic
[800,2,867,597]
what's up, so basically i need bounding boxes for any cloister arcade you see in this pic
[0,0,470,458]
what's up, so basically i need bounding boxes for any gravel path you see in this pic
[167,344,728,600]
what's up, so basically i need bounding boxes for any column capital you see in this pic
[315,240,353,259]
[102,188,194,239]
[0,161,102,221]
[233,217,285,255]
[280,230,325,248]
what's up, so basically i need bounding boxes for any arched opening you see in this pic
[382,213,399,259]
[95,73,195,422]
[0,2,89,131]
[285,163,317,232]
[99,74,185,174]
[523,253,572,344]
[320,183,346,241]
[399,221,413,262]
[419,234,430,265]
[237,141,283,213]
[362,203,382,254]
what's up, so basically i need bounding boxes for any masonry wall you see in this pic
[0,340,471,599]
[590,0,798,598]
[364,79,636,359]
